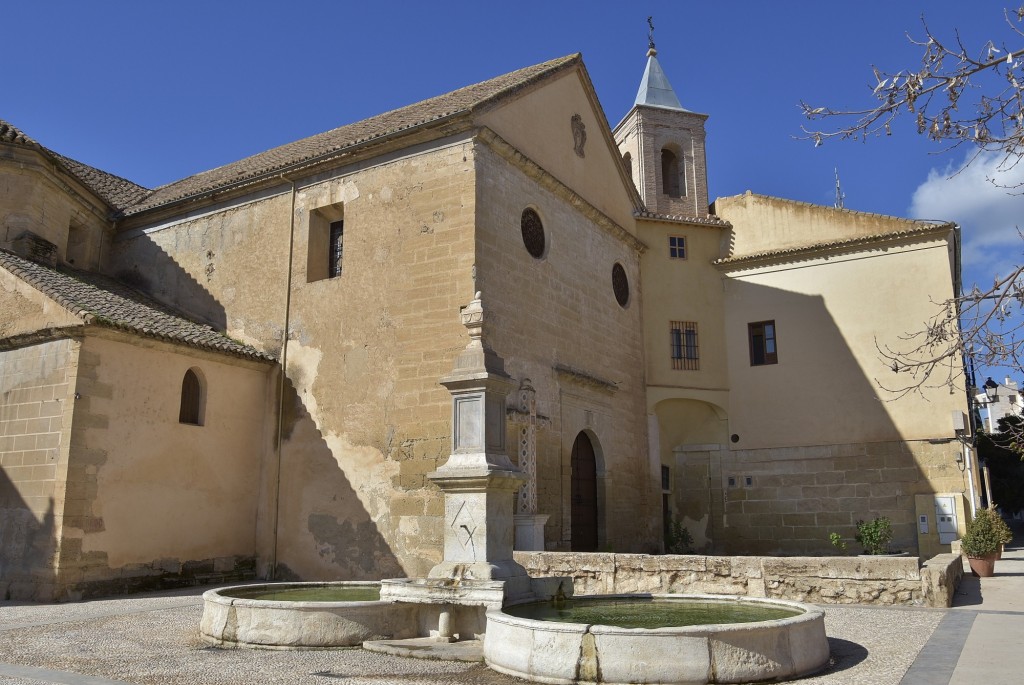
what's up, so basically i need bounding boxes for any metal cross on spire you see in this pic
[647,16,656,51]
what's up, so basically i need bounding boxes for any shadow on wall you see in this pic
[663,282,951,556]
[274,378,405,581]
[0,469,56,601]
[106,232,228,333]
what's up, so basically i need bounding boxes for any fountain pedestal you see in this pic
[379,292,532,639]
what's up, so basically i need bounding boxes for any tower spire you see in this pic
[634,19,685,111]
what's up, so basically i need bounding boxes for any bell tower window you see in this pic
[661,148,681,197]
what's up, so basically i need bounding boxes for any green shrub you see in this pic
[962,509,1003,558]
[664,519,694,554]
[829,532,848,554]
[855,517,893,555]
[975,507,1013,545]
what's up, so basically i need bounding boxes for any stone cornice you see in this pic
[553,363,618,393]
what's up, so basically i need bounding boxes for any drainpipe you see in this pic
[269,175,297,580]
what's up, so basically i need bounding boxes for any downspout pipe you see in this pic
[269,175,297,579]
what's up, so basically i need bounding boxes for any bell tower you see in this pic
[613,22,709,218]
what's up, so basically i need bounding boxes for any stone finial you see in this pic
[461,291,484,349]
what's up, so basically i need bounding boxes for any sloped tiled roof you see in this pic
[713,222,955,267]
[0,120,37,145]
[636,210,730,228]
[1,118,153,212]
[0,249,274,362]
[125,54,581,215]
[47,151,152,211]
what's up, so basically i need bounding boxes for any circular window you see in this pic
[521,208,545,259]
[612,263,629,307]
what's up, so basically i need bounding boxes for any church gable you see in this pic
[476,66,641,233]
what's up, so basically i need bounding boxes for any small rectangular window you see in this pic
[328,220,344,278]
[748,320,778,366]
[669,236,686,259]
[661,465,671,491]
[670,321,699,370]
[307,203,344,282]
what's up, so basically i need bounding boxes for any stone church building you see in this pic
[1,48,976,600]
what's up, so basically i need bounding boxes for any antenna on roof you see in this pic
[647,16,657,55]
[834,167,845,209]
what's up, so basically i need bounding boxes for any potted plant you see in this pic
[961,509,1002,577]
[855,516,894,555]
[980,507,1014,558]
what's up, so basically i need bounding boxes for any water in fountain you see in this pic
[504,597,801,629]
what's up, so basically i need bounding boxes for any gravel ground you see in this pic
[0,588,943,685]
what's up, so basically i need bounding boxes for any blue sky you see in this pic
[3,1,1019,350]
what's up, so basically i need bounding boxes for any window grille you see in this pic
[328,220,344,278]
[670,321,699,370]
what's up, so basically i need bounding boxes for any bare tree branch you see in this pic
[803,7,1024,449]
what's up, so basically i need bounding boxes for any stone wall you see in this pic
[474,137,654,552]
[920,553,964,609]
[515,551,959,608]
[0,338,76,600]
[671,439,970,557]
[1,144,111,271]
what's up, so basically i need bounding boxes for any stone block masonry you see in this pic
[516,550,963,608]
[0,338,75,601]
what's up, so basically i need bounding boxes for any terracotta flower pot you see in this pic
[967,554,997,577]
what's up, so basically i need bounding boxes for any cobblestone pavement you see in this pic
[0,585,946,685]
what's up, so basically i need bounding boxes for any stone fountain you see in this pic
[374,292,552,646]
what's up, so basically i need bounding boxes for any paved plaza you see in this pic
[1,546,1021,685]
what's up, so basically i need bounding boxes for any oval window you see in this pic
[612,263,629,307]
[521,208,545,259]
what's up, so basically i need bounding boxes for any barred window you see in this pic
[670,321,699,370]
[328,220,344,278]
[669,235,686,259]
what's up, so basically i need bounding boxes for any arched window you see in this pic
[179,368,204,425]
[622,152,632,179]
[661,149,681,197]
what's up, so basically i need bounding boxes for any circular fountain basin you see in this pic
[484,594,829,685]
[200,582,419,649]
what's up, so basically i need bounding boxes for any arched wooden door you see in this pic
[570,432,598,551]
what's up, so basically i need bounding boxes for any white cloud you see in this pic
[909,151,1024,287]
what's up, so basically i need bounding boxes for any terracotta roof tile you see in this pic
[0,249,274,362]
[0,119,37,146]
[124,54,580,216]
[46,151,152,211]
[2,118,153,212]
[713,222,954,267]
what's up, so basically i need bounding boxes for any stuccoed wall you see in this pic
[515,551,953,606]
[54,333,271,599]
